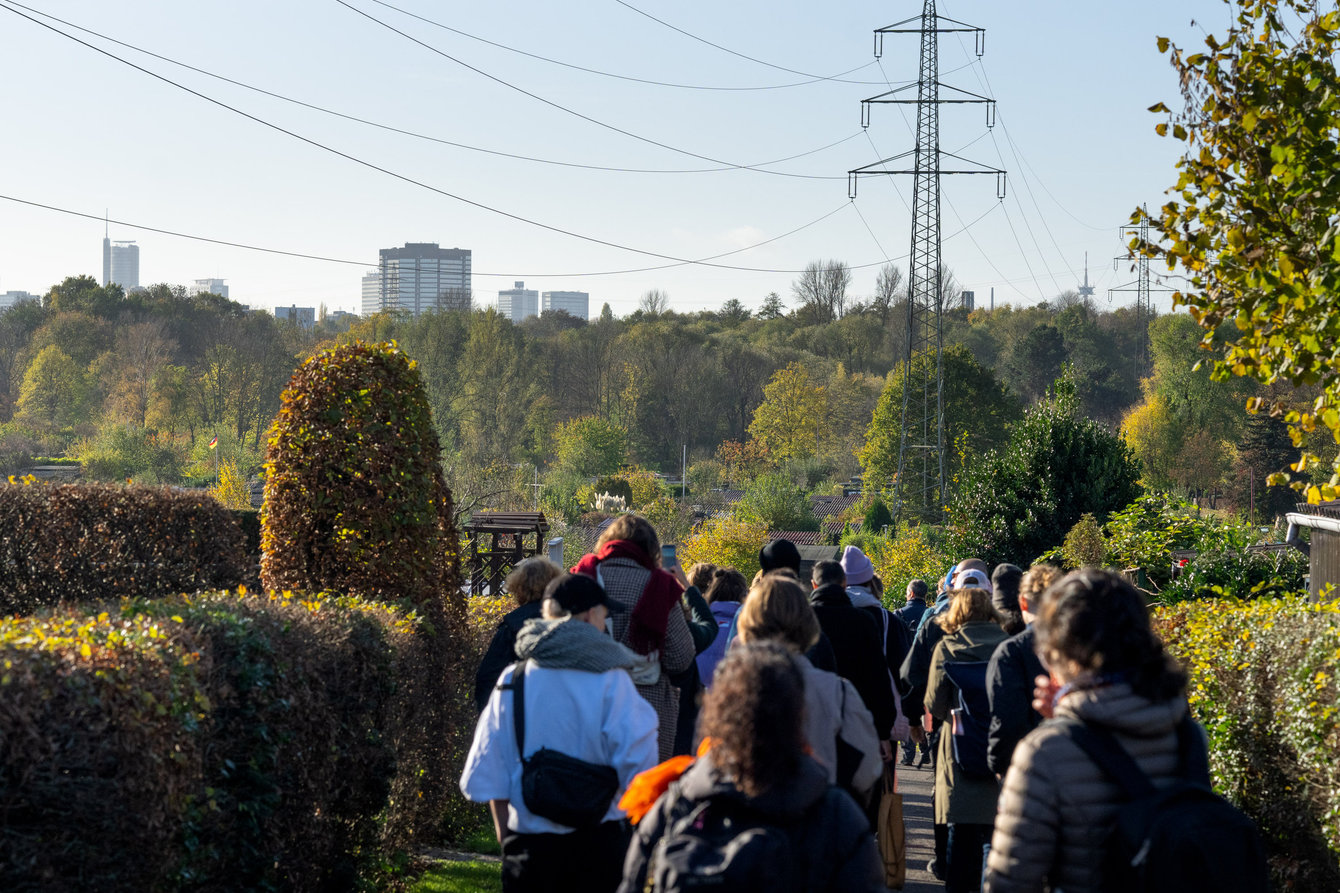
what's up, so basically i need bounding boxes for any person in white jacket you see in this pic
[460,572,659,893]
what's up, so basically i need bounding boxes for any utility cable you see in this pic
[4,0,857,178]
[335,0,841,180]
[0,2,864,274]
[365,0,883,91]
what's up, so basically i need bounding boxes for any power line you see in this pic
[612,0,889,85]
[0,2,866,274]
[335,0,839,180]
[365,0,883,91]
[3,0,855,179]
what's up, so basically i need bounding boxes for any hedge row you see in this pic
[0,482,250,613]
[1155,596,1340,892]
[0,589,460,892]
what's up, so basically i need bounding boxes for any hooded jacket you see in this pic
[983,683,1189,893]
[810,583,898,736]
[618,752,884,893]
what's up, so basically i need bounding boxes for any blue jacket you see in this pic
[894,597,929,633]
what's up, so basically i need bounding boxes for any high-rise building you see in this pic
[373,243,471,317]
[102,238,140,291]
[361,270,381,317]
[541,290,590,320]
[191,278,229,299]
[497,281,539,324]
[0,290,37,311]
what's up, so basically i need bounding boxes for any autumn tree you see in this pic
[1143,1,1340,498]
[553,415,627,478]
[748,362,825,462]
[16,345,91,430]
[103,320,176,428]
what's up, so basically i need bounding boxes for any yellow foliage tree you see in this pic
[211,459,253,510]
[681,517,769,582]
[748,362,825,462]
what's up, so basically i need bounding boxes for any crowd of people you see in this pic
[460,514,1227,893]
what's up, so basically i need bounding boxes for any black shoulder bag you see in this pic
[505,659,621,828]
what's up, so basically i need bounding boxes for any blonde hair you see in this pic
[737,575,820,654]
[937,587,1003,635]
[1020,564,1063,611]
[504,557,562,606]
[595,514,660,564]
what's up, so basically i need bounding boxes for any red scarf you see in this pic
[573,540,683,656]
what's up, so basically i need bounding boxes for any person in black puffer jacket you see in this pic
[619,642,883,893]
[474,557,563,710]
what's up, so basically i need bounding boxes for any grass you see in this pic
[459,821,501,857]
[409,860,502,893]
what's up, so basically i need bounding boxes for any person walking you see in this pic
[461,573,659,893]
[986,564,1061,777]
[619,641,884,893]
[983,570,1225,893]
[474,557,563,710]
[694,566,747,689]
[925,587,1009,893]
[572,514,696,761]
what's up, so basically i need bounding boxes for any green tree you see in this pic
[947,368,1142,566]
[1005,323,1067,404]
[16,345,91,430]
[553,415,627,477]
[748,362,825,462]
[1143,2,1340,498]
[734,471,818,532]
[860,344,1020,504]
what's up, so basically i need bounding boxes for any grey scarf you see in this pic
[515,617,640,674]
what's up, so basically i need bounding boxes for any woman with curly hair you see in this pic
[925,587,1010,892]
[983,569,1234,893]
[618,641,884,893]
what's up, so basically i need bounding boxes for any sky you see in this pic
[0,0,1234,316]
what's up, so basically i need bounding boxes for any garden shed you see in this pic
[1285,502,1340,600]
[464,511,549,595]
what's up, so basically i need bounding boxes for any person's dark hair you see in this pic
[704,567,748,605]
[908,579,928,601]
[991,563,1025,635]
[1037,569,1187,703]
[687,562,718,592]
[811,559,845,588]
[699,641,805,798]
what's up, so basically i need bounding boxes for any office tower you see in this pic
[541,290,590,320]
[191,278,229,299]
[497,281,539,324]
[0,290,37,311]
[102,238,140,291]
[361,270,381,317]
[374,243,471,317]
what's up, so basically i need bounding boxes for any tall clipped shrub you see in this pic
[261,341,460,611]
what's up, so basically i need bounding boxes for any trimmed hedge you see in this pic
[0,482,249,613]
[0,589,446,892]
[261,342,461,613]
[1155,596,1340,891]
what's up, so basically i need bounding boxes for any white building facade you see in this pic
[191,278,229,299]
[374,243,471,317]
[497,281,539,323]
[542,290,590,320]
[102,238,140,291]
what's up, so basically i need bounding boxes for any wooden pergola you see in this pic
[463,511,550,596]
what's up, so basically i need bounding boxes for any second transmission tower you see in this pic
[848,1,1005,524]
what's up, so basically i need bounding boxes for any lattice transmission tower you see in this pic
[848,1,1005,524]
[1109,208,1171,377]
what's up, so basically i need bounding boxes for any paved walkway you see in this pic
[890,759,943,892]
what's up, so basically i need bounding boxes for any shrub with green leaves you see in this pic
[1155,596,1340,890]
[261,341,460,611]
[0,481,249,613]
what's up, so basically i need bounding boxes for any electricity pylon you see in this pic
[848,1,1005,524]
[1109,208,1172,377]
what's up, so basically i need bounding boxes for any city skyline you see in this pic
[0,1,1229,316]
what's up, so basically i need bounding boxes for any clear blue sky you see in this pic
[0,0,1231,315]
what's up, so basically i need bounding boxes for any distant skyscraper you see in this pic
[542,290,590,320]
[191,278,229,299]
[373,243,471,317]
[274,305,316,330]
[361,270,382,317]
[0,290,37,311]
[102,238,140,291]
[497,281,539,323]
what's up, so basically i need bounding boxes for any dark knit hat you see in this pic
[759,539,802,574]
[991,563,1024,614]
[543,572,627,615]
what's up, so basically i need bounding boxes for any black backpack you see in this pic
[648,795,811,893]
[943,660,994,778]
[1058,715,1271,893]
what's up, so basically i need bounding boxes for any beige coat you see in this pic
[983,683,1187,893]
[925,620,1009,825]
